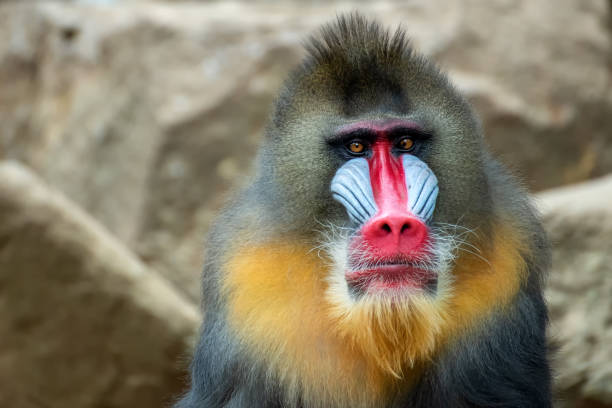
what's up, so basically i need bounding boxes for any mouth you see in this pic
[345,258,437,295]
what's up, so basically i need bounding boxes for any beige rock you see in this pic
[0,2,163,247]
[0,1,610,301]
[443,0,612,192]
[538,176,612,408]
[0,161,199,408]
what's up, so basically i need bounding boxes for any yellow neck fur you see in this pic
[221,224,526,407]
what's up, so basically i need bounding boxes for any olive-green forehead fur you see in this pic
[273,14,476,130]
[259,14,492,232]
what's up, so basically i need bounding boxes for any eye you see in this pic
[346,140,367,155]
[397,137,415,152]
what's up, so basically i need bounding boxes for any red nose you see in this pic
[360,212,428,257]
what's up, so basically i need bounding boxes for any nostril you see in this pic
[361,214,428,255]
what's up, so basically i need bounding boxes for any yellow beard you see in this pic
[221,223,527,408]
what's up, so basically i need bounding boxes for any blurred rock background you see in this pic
[0,0,610,407]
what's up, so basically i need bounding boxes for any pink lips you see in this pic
[345,263,435,293]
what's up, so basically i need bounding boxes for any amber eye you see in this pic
[347,140,366,154]
[398,137,415,151]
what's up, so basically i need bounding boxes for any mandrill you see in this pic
[176,14,552,408]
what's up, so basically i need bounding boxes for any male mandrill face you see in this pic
[329,119,440,297]
[266,19,489,310]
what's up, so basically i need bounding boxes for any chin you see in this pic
[319,223,459,372]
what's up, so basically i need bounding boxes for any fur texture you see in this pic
[175,14,551,408]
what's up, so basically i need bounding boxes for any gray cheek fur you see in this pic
[330,155,439,225]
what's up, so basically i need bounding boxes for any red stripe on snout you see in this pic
[357,122,428,258]
[336,118,421,212]
[368,142,408,212]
